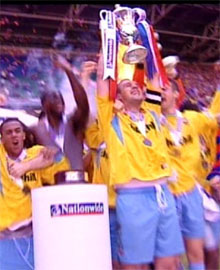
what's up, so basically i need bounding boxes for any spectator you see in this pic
[0,117,70,270]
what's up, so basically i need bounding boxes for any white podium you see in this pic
[31,184,112,270]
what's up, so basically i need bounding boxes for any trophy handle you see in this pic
[100,10,108,21]
[99,10,108,30]
[133,8,146,25]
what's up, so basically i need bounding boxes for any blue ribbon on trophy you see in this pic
[134,8,157,80]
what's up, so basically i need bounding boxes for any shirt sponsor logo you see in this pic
[130,121,156,135]
[22,172,37,182]
[166,135,193,148]
[50,202,104,217]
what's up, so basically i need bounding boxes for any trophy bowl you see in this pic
[113,5,147,64]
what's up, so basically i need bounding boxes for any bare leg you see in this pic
[155,256,178,270]
[184,238,204,266]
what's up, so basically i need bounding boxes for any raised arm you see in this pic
[31,120,58,148]
[54,55,89,137]
[80,61,97,90]
[7,147,58,179]
[97,51,110,98]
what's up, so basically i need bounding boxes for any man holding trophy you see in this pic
[98,5,184,269]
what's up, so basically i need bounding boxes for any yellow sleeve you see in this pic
[26,145,44,156]
[184,110,218,136]
[96,95,114,138]
[25,145,70,185]
[209,88,220,114]
[40,157,70,185]
[85,121,102,149]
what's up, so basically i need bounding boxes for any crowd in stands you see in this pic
[178,62,220,109]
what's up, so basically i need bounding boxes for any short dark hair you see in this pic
[117,79,129,95]
[0,117,37,148]
[179,99,200,112]
[0,117,25,135]
[40,90,64,107]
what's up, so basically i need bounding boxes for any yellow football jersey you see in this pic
[184,111,217,189]
[0,144,70,231]
[209,88,220,115]
[97,96,171,187]
[184,90,220,192]
[85,121,116,207]
[163,111,218,195]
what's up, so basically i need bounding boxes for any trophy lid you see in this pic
[113,4,132,15]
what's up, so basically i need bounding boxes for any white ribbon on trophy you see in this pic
[99,10,117,80]
[133,7,147,25]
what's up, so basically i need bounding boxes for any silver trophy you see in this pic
[113,4,147,64]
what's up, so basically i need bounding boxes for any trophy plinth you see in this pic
[55,170,87,185]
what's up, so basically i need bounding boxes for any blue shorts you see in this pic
[204,219,220,250]
[174,186,205,239]
[116,184,184,264]
[109,208,118,261]
[0,235,34,270]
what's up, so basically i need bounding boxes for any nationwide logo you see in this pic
[50,202,104,217]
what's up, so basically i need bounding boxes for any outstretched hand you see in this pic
[53,54,72,71]
[80,61,97,81]
[210,175,220,203]
[31,147,58,170]
[210,175,220,191]
[7,147,58,179]
[39,147,59,163]
[216,113,220,126]
[113,99,125,113]
[7,158,26,179]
